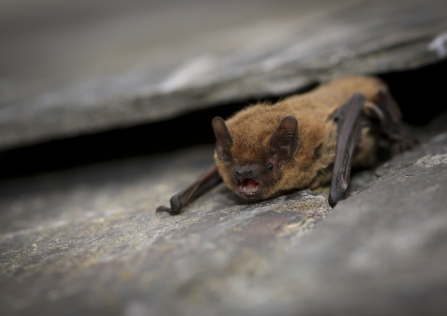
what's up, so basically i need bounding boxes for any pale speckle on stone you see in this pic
[159,55,219,93]
[428,32,447,58]
[416,153,447,167]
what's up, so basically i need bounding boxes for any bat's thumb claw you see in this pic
[156,205,182,216]
[156,205,171,215]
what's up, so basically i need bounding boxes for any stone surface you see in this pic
[1,0,447,150]
[1,112,447,316]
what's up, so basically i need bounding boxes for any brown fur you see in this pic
[214,76,387,199]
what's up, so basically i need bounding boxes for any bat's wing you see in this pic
[328,89,418,207]
[328,93,365,207]
[156,166,222,215]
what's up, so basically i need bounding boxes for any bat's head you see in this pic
[212,115,300,201]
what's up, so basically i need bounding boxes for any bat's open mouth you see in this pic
[238,178,261,197]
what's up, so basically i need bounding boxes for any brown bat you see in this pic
[156,76,416,215]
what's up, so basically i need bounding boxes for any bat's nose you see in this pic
[233,166,257,179]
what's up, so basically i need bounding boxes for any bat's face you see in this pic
[212,116,300,201]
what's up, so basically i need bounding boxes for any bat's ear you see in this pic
[211,117,233,161]
[268,116,300,162]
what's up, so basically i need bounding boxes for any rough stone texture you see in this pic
[1,111,447,316]
[1,0,447,150]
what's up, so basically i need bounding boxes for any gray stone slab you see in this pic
[1,112,447,315]
[1,0,447,150]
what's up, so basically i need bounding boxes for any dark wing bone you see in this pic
[328,93,365,207]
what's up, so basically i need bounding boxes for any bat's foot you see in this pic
[391,137,420,154]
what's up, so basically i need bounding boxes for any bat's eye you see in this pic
[267,163,273,170]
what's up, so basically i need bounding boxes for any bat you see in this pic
[156,76,417,215]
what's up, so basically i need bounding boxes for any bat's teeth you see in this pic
[239,178,261,196]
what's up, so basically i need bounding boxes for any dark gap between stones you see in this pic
[0,60,446,180]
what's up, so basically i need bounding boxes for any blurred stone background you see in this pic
[1,0,447,315]
[1,0,446,150]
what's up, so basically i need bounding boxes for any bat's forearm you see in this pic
[156,166,222,215]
